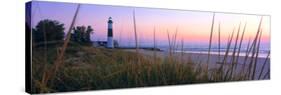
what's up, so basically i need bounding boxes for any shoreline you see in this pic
[174,50,269,58]
[122,48,270,79]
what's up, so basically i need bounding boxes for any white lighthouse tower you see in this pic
[107,17,114,48]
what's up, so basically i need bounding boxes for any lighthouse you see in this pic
[107,17,114,48]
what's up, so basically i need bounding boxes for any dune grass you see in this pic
[32,44,206,93]
[31,8,269,93]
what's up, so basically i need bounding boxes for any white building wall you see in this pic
[107,37,114,48]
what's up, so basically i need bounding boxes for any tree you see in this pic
[85,26,93,43]
[71,25,94,44]
[32,19,65,44]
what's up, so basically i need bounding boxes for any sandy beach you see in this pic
[124,49,270,79]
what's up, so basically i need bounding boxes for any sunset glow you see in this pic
[31,1,270,48]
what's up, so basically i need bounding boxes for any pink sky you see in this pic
[31,1,270,47]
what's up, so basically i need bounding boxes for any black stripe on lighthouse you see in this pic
[107,17,113,37]
[108,28,113,37]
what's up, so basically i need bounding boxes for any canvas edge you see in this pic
[25,1,32,94]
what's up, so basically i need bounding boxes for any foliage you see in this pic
[32,19,65,44]
[71,25,94,44]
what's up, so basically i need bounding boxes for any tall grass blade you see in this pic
[181,38,184,64]
[172,27,178,54]
[133,9,139,54]
[263,68,270,79]
[218,22,221,62]
[252,28,263,79]
[220,28,235,68]
[241,37,251,79]
[207,13,215,72]
[258,51,270,79]
[219,27,235,80]
[167,30,172,57]
[250,17,263,80]
[235,23,247,71]
[153,26,156,64]
[41,4,80,87]
[229,22,241,79]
